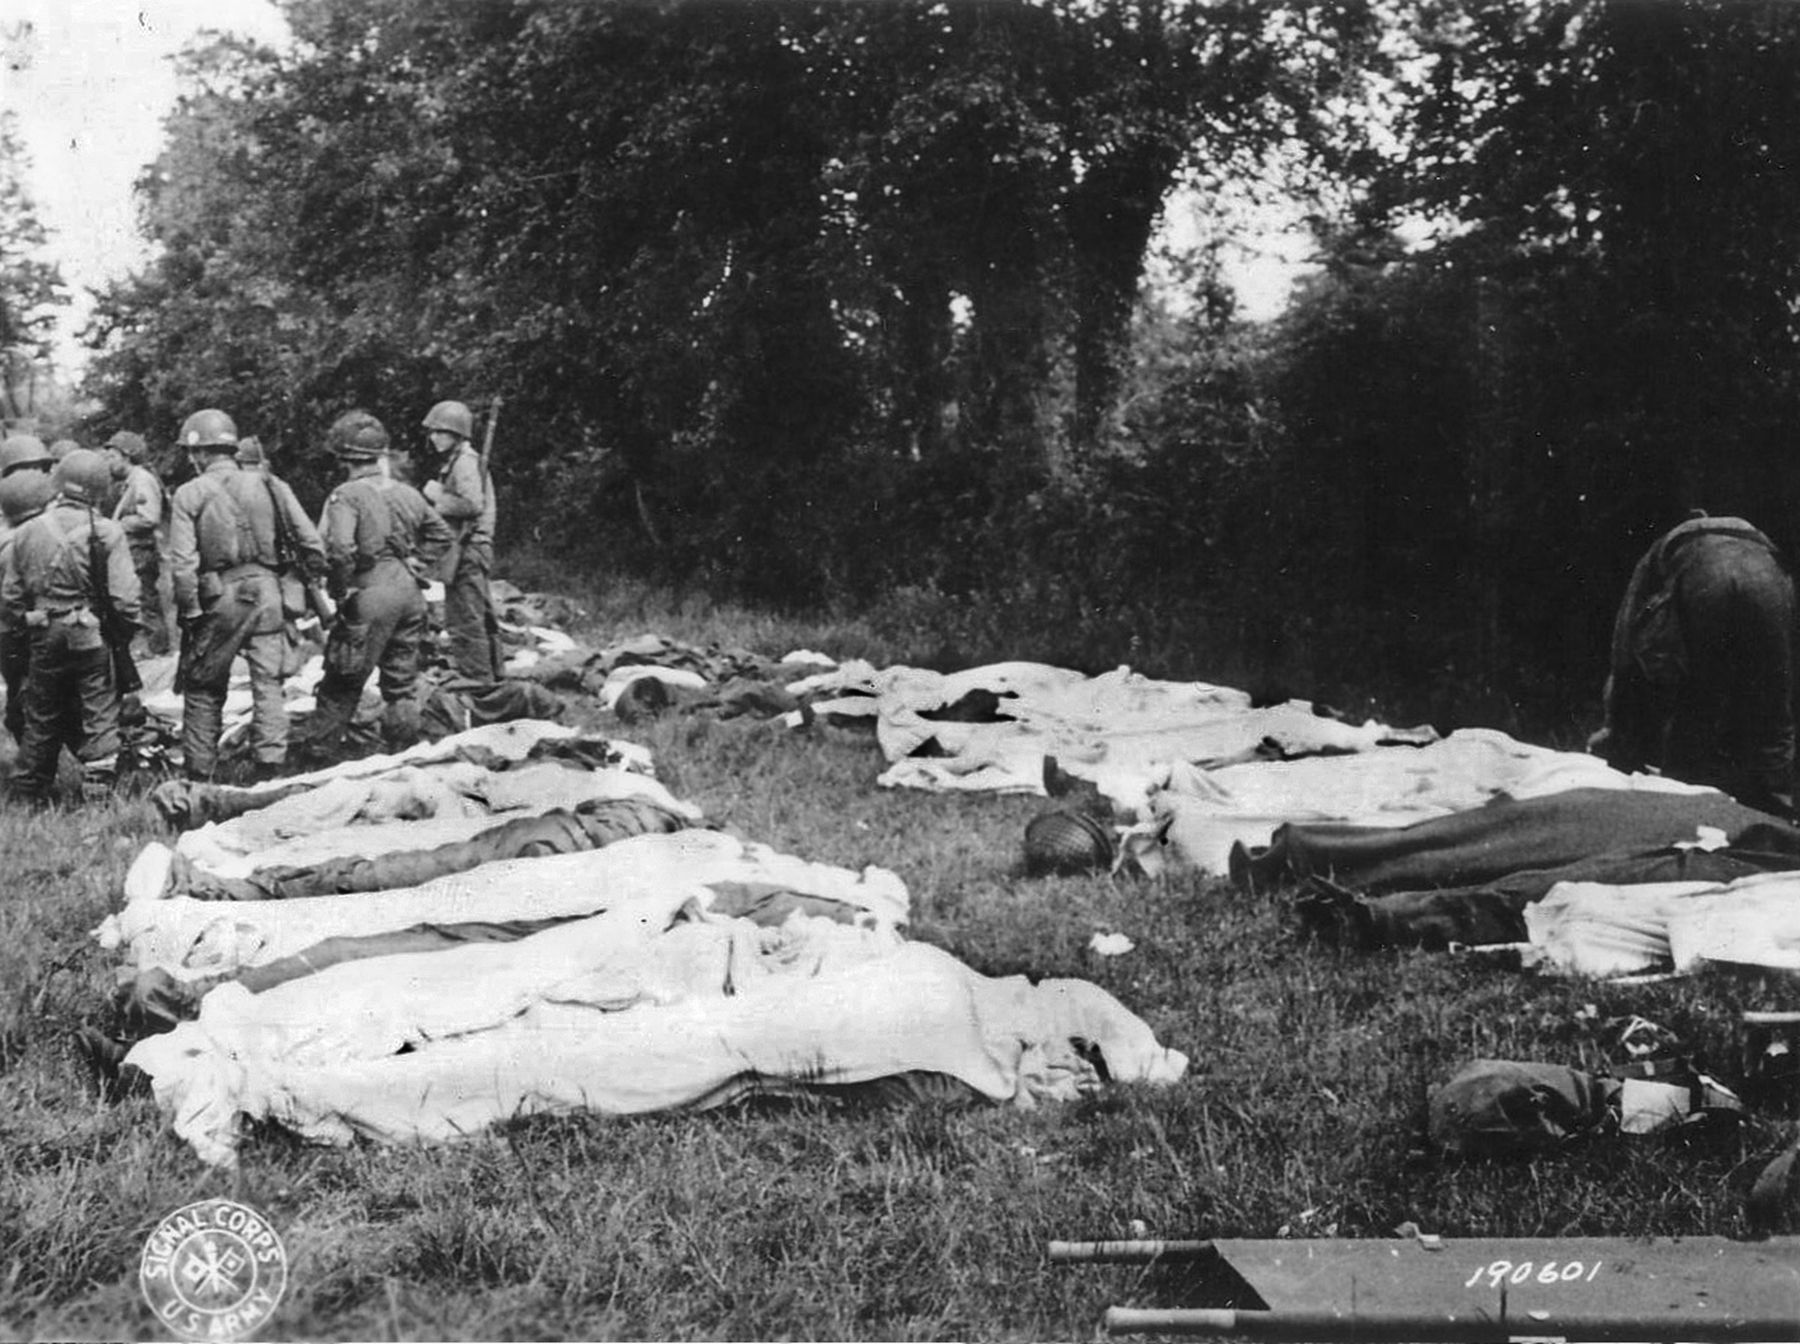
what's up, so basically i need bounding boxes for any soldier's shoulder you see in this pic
[171,475,210,504]
[330,475,379,501]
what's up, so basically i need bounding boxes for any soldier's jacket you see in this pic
[319,472,454,599]
[169,459,324,615]
[429,443,495,551]
[0,499,141,631]
[113,463,165,540]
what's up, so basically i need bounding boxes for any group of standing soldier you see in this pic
[0,400,498,804]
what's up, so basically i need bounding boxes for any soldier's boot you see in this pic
[80,756,118,806]
[11,780,53,810]
[244,758,286,786]
[380,699,423,750]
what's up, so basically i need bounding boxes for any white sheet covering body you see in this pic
[173,763,698,879]
[125,894,1187,1166]
[802,660,1424,808]
[177,718,600,806]
[1525,869,1800,977]
[1133,728,1716,874]
[99,829,912,982]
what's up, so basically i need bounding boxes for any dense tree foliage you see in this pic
[0,110,67,424]
[79,0,1800,727]
[1293,1,1800,714]
[82,0,1377,587]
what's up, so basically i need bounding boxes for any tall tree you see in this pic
[0,110,66,423]
[83,0,1390,599]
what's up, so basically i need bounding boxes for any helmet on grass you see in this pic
[1022,808,1115,877]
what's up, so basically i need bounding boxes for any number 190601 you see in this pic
[1464,1260,1604,1289]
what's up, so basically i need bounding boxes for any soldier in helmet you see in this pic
[0,449,140,803]
[297,411,452,754]
[167,408,325,783]
[419,398,501,680]
[106,430,168,655]
[0,436,53,545]
[0,433,54,483]
[0,467,54,743]
[0,434,54,525]
[0,436,56,741]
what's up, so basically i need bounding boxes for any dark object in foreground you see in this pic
[1023,807,1115,876]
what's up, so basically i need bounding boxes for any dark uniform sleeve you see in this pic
[102,520,142,626]
[319,488,359,601]
[0,534,25,632]
[414,492,455,574]
[275,477,327,579]
[168,485,203,618]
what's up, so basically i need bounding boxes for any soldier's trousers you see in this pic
[183,630,288,777]
[308,562,426,749]
[16,617,119,797]
[444,541,501,682]
[129,539,167,655]
[1,629,27,742]
[182,570,288,777]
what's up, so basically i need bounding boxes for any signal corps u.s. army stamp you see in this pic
[139,1198,288,1341]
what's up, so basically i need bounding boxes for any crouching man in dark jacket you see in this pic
[1590,515,1796,817]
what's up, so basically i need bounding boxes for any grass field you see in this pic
[1,565,1796,1341]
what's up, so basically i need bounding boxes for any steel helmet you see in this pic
[0,470,53,526]
[106,430,148,462]
[0,434,52,476]
[235,436,266,467]
[48,438,80,462]
[329,410,390,459]
[1022,808,1116,877]
[421,400,473,440]
[179,408,239,450]
[51,449,114,505]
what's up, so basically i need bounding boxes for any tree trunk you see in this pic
[1066,146,1180,454]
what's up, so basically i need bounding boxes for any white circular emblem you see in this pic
[140,1198,288,1342]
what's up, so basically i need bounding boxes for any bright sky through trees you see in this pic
[2,0,1308,374]
[2,0,289,370]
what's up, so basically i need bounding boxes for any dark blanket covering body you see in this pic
[188,796,689,901]
[1235,787,1800,946]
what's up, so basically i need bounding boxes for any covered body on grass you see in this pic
[1238,787,1800,947]
[107,830,1186,1167]
[1124,726,1712,876]
[796,659,1436,809]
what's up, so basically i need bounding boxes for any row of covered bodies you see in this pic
[96,716,1189,1168]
